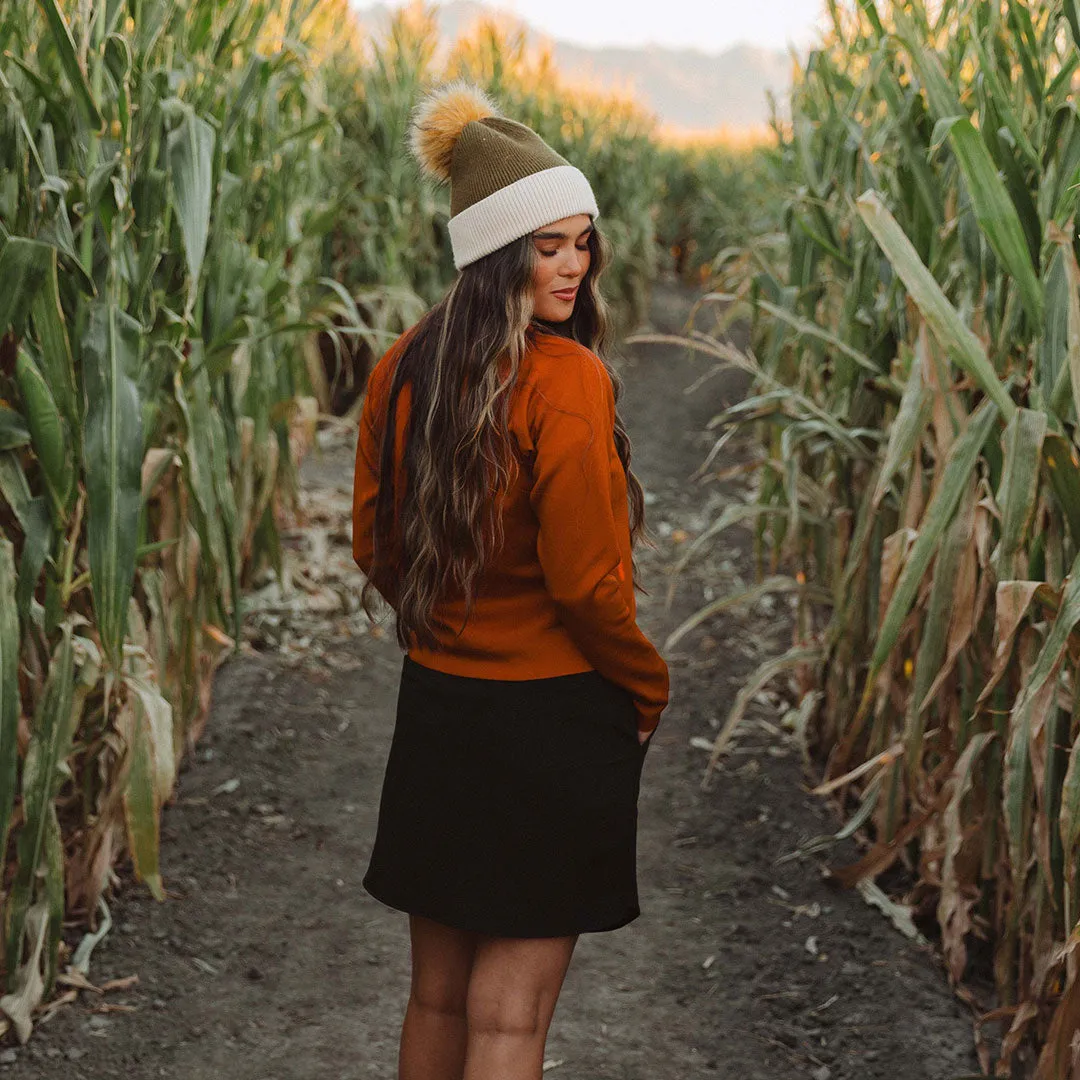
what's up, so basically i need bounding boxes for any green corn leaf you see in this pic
[1048,221,1080,426]
[1042,433,1080,548]
[942,117,1043,325]
[873,62,942,229]
[992,408,1048,580]
[857,0,886,40]
[1059,719,1080,929]
[28,248,78,435]
[1064,0,1080,50]
[15,498,51,629]
[872,344,929,508]
[15,350,72,526]
[117,676,165,902]
[208,403,241,644]
[4,623,75,980]
[856,190,1016,423]
[0,541,19,887]
[905,478,976,783]
[42,804,63,994]
[756,299,879,374]
[1043,247,1069,404]
[224,55,270,142]
[1006,1,1043,105]
[0,238,53,341]
[0,452,33,533]
[894,11,963,120]
[81,304,144,672]
[177,359,229,602]
[1046,700,1071,914]
[0,407,30,451]
[970,29,1039,171]
[167,110,216,292]
[1007,548,1080,897]
[34,0,102,131]
[863,397,999,699]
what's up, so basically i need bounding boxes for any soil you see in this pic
[1,280,982,1079]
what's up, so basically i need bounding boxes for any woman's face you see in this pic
[530,213,593,322]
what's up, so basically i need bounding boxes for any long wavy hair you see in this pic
[360,222,653,651]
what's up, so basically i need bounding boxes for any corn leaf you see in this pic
[863,397,998,699]
[1001,566,1080,955]
[0,238,53,341]
[15,349,72,526]
[992,408,1047,581]
[29,247,78,433]
[872,341,929,508]
[1065,0,1080,49]
[856,190,1016,422]
[81,304,144,671]
[0,407,30,451]
[117,676,165,901]
[4,623,75,981]
[904,478,975,782]
[1059,717,1080,931]
[167,110,215,292]
[1041,433,1080,547]
[34,0,102,131]
[0,541,19,887]
[939,730,995,982]
[0,899,49,1043]
[942,117,1043,325]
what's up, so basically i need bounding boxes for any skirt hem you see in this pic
[362,873,640,939]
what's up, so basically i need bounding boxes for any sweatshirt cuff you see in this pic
[635,700,666,738]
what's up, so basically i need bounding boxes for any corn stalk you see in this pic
[0,0,369,1039]
[644,0,1080,1071]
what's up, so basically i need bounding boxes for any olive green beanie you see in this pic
[409,80,600,269]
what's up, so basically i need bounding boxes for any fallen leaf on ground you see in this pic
[56,970,102,995]
[38,990,78,1022]
[0,900,49,1042]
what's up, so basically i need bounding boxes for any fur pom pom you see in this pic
[409,80,501,183]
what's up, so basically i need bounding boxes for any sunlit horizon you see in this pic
[350,0,829,55]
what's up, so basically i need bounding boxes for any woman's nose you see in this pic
[561,250,586,278]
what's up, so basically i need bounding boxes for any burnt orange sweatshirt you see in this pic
[351,327,670,736]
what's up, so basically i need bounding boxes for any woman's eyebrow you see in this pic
[532,226,594,241]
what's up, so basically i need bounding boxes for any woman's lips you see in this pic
[553,287,578,300]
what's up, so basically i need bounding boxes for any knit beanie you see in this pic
[409,81,600,270]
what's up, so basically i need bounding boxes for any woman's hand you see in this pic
[637,686,670,745]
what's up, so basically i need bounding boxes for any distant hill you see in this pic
[350,1,804,136]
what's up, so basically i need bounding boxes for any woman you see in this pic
[351,80,670,1080]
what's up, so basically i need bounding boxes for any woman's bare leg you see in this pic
[463,934,578,1080]
[399,914,479,1080]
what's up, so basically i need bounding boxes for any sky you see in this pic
[358,0,830,54]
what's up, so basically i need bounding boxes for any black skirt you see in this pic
[362,654,648,938]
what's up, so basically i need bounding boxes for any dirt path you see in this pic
[4,281,980,1079]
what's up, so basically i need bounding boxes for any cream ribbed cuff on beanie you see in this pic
[447,164,600,269]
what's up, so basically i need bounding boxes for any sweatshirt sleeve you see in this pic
[525,347,670,735]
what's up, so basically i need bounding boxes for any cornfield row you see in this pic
[0,0,776,1045]
[652,0,1080,1072]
